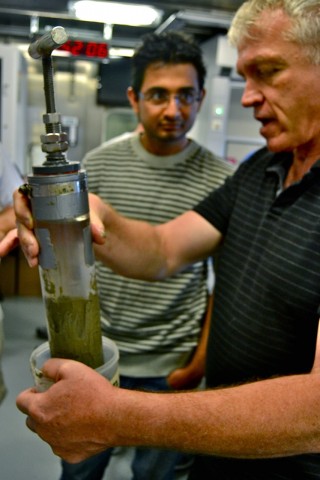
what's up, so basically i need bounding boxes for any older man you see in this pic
[2,1,320,479]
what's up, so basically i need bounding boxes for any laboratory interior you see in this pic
[0,0,264,479]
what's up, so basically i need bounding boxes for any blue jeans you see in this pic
[60,375,180,480]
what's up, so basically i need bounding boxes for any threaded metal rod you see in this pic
[42,56,56,116]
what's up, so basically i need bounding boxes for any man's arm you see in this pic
[12,190,223,279]
[16,353,320,464]
[93,202,221,280]
[0,205,19,254]
[167,291,214,389]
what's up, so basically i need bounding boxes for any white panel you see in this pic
[216,35,237,68]
[0,45,27,174]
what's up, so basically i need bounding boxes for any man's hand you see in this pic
[16,358,119,463]
[11,189,107,267]
[0,228,19,257]
[167,363,204,390]
[11,188,38,266]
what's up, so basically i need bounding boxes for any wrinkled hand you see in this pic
[13,189,107,267]
[13,188,38,266]
[87,193,109,244]
[16,358,120,463]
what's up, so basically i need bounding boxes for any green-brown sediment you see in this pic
[45,293,104,369]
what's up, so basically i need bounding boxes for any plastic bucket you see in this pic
[30,336,119,392]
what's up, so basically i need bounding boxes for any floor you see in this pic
[0,296,190,480]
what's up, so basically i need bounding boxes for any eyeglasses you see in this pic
[138,89,201,107]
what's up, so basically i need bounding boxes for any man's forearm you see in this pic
[16,360,320,464]
[114,373,320,458]
[88,194,221,282]
[92,200,168,280]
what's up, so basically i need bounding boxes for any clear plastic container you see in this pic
[30,336,120,392]
[28,170,104,369]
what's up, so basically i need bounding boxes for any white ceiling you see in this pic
[0,0,245,49]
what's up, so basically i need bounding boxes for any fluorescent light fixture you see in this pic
[103,23,113,40]
[30,15,39,34]
[109,47,134,58]
[155,9,234,34]
[69,1,162,27]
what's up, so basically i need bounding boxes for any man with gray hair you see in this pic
[3,1,320,479]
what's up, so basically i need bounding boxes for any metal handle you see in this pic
[28,26,68,59]
[27,26,74,170]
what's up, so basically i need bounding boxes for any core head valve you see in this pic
[28,27,79,174]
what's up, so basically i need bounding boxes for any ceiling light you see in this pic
[109,47,134,58]
[103,23,113,40]
[69,1,162,27]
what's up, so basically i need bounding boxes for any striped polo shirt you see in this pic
[84,133,232,376]
[193,146,320,478]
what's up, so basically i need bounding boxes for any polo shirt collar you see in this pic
[266,151,320,197]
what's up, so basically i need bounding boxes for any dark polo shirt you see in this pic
[191,147,320,479]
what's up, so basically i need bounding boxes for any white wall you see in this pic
[190,35,265,165]
[0,45,28,174]
[26,58,106,172]
[0,34,266,175]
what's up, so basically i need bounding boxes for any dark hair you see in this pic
[131,31,207,94]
